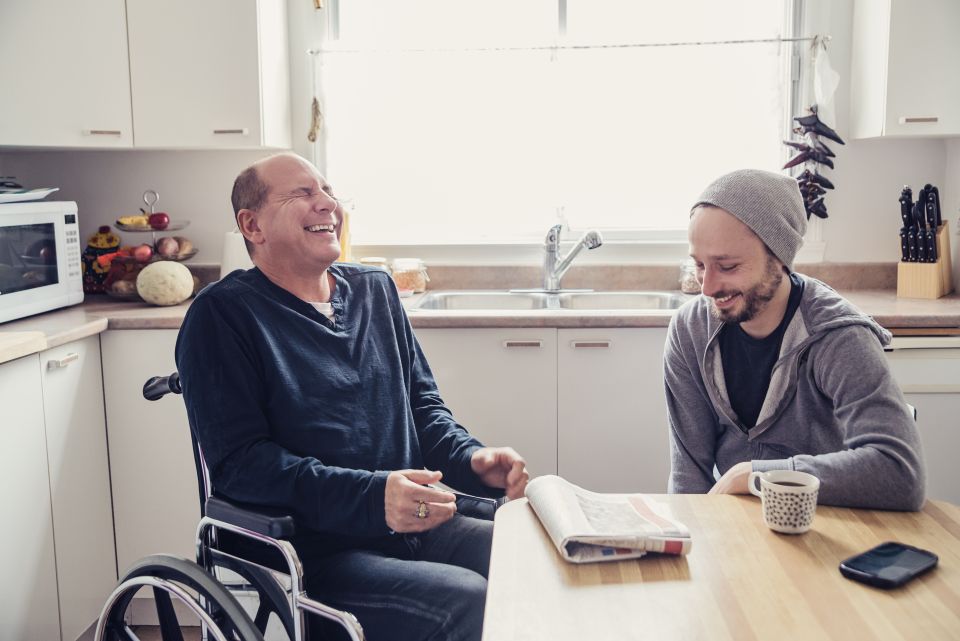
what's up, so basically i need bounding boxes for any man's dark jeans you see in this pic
[305,514,493,641]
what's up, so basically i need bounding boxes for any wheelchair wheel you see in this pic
[95,554,264,641]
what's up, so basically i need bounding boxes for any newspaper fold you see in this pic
[525,475,692,564]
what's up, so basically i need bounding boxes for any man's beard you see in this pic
[710,256,784,324]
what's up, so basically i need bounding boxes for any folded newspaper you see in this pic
[525,475,692,564]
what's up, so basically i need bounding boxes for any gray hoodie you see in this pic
[664,274,926,510]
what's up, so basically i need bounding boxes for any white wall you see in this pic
[803,0,948,266]
[0,150,271,265]
[947,140,960,286]
[0,0,954,273]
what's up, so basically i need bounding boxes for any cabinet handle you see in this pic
[213,128,250,135]
[502,340,542,348]
[570,340,611,349]
[898,117,939,124]
[47,352,79,369]
[82,129,122,136]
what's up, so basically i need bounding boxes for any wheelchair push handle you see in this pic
[143,372,182,401]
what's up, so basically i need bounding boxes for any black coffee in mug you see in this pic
[772,481,806,487]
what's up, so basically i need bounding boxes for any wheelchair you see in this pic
[95,373,501,641]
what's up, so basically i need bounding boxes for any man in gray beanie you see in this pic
[664,169,925,510]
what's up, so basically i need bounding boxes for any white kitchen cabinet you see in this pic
[101,330,199,573]
[40,336,117,641]
[0,354,61,641]
[414,328,559,478]
[558,328,670,494]
[126,0,291,149]
[0,0,133,147]
[884,337,960,504]
[850,0,960,138]
[415,327,672,492]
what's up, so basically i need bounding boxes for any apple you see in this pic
[148,212,170,230]
[132,243,154,263]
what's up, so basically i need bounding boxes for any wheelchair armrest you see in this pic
[205,496,296,539]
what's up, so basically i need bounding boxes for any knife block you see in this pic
[897,221,953,299]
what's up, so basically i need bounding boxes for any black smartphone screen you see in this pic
[839,542,938,588]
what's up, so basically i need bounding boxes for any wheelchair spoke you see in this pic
[153,587,186,641]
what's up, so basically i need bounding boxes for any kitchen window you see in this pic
[315,0,801,250]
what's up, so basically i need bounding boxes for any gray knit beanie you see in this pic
[691,169,807,270]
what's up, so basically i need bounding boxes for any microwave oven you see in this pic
[0,201,84,324]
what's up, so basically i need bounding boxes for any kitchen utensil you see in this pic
[928,186,942,227]
[899,186,913,230]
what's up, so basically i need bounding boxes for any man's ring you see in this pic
[415,500,429,519]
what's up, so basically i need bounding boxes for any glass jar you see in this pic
[391,258,429,293]
[679,258,701,295]
[359,256,391,273]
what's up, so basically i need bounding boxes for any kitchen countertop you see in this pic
[2,289,960,366]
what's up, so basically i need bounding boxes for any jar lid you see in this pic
[359,256,389,265]
[392,257,424,271]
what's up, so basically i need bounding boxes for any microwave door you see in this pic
[0,221,60,296]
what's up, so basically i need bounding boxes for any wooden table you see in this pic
[482,495,960,641]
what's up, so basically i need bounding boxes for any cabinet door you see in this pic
[41,336,117,641]
[884,346,960,504]
[101,330,199,572]
[126,0,290,148]
[558,328,670,493]
[883,0,960,136]
[0,355,61,641]
[414,329,558,478]
[851,0,960,137]
[0,0,132,147]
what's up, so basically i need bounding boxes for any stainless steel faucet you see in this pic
[541,224,603,291]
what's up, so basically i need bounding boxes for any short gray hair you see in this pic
[230,165,269,255]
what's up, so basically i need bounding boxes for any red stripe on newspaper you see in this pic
[663,540,683,555]
[627,496,675,533]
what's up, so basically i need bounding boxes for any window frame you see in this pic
[312,0,824,264]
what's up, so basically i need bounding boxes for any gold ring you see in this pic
[415,500,429,519]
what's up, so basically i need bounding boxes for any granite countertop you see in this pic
[2,288,960,366]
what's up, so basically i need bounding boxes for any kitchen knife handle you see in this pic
[930,187,942,227]
[907,229,918,262]
[899,189,913,227]
[900,227,909,262]
[912,202,925,230]
[926,229,938,262]
[926,195,937,229]
[916,230,928,262]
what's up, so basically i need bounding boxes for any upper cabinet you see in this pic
[0,0,290,150]
[850,0,960,138]
[126,0,291,149]
[0,0,133,147]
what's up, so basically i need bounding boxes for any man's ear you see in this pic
[236,209,264,246]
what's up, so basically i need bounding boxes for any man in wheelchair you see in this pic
[175,152,529,641]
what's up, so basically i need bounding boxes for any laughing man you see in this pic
[664,169,925,510]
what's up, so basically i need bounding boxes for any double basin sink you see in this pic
[409,290,692,312]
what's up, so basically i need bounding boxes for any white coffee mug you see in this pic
[748,470,820,534]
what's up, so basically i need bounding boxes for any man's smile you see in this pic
[712,292,741,308]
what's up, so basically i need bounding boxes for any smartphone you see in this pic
[427,485,505,514]
[839,542,938,589]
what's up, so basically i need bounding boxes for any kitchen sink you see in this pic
[409,290,692,312]
[556,291,692,310]
[411,291,553,310]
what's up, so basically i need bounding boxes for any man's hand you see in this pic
[385,469,457,533]
[708,461,753,495]
[471,447,529,500]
